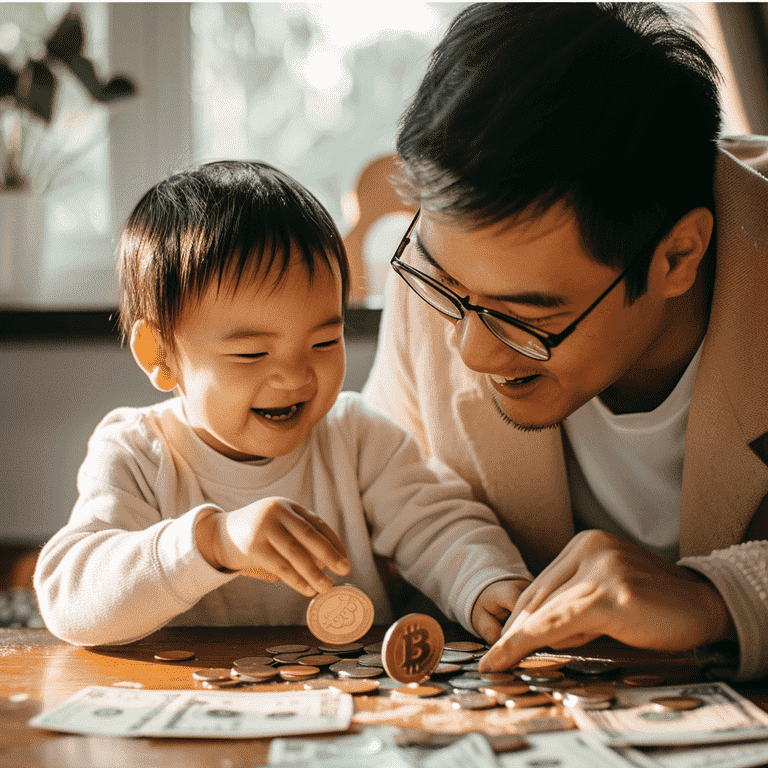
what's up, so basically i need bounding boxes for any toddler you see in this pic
[34,161,532,646]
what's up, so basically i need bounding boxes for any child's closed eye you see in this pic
[313,338,341,349]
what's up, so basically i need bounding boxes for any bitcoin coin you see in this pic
[381,614,444,684]
[307,585,375,644]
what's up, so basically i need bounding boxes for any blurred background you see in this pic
[0,2,763,552]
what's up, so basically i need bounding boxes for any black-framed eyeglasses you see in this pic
[391,209,637,361]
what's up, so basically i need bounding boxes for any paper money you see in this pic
[566,682,768,747]
[29,685,353,738]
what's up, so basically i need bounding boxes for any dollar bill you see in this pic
[566,682,768,747]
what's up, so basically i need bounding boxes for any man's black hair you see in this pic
[396,2,722,300]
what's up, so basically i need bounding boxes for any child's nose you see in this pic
[267,359,313,389]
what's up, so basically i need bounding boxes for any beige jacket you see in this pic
[363,137,768,678]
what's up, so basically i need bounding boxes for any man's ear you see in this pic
[655,206,714,299]
[129,320,177,392]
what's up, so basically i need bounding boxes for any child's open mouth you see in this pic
[252,402,305,423]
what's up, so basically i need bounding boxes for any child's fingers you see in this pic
[257,542,319,597]
[282,507,351,575]
[241,565,280,583]
[268,524,336,594]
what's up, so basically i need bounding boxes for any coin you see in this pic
[650,696,704,711]
[565,659,620,675]
[265,644,311,655]
[154,649,196,662]
[440,650,475,663]
[307,585,375,645]
[279,665,320,680]
[481,683,531,697]
[191,668,233,682]
[356,654,383,667]
[516,656,569,670]
[449,676,487,691]
[444,641,486,652]
[363,642,383,653]
[451,693,497,710]
[327,679,381,694]
[232,656,274,667]
[504,692,555,708]
[381,614,444,684]
[517,669,565,683]
[338,666,383,678]
[392,683,446,698]
[200,679,241,689]
[481,672,519,684]
[561,688,615,710]
[431,663,462,676]
[232,665,279,681]
[622,674,666,687]
[317,642,365,654]
[329,659,361,673]
[297,655,342,666]
[460,662,481,672]
[273,652,313,663]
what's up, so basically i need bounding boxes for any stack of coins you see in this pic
[560,686,616,710]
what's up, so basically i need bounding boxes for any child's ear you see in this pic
[129,320,177,392]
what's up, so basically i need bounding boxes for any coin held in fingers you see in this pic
[306,584,375,644]
[381,613,444,684]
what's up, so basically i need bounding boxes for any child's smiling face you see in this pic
[168,256,346,460]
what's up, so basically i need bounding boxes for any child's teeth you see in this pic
[259,404,298,420]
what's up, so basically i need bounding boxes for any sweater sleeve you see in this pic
[349,397,532,635]
[679,540,768,681]
[33,409,235,646]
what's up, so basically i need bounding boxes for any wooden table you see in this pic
[1,625,767,768]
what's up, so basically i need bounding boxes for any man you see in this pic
[363,3,768,680]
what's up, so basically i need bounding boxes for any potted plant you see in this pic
[0,7,136,302]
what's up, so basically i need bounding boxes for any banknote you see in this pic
[566,682,768,747]
[29,685,353,738]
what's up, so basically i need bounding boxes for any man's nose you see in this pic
[452,312,517,373]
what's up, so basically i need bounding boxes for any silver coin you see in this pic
[450,693,498,710]
[265,644,311,655]
[357,653,383,667]
[337,666,383,678]
[329,659,361,673]
[562,690,615,709]
[461,662,481,672]
[440,650,475,663]
[565,659,620,675]
[449,676,488,691]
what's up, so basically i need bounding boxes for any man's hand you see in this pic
[480,530,735,672]
[196,497,351,597]
[471,579,530,644]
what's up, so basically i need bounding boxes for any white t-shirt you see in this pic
[564,343,704,561]
[34,392,524,646]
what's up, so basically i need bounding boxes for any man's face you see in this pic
[412,203,672,430]
[168,258,346,460]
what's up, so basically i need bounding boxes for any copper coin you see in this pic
[297,655,342,667]
[232,665,279,681]
[392,683,446,698]
[381,613,445,684]
[444,641,486,652]
[622,674,666,687]
[517,669,565,683]
[364,642,383,653]
[504,692,555,708]
[516,656,569,670]
[191,668,233,682]
[154,649,196,662]
[266,644,311,655]
[650,696,704,711]
[480,672,519,684]
[273,652,313,663]
[451,693,498,710]
[317,642,365,654]
[431,663,463,676]
[307,585,375,645]
[232,656,274,667]
[279,665,320,680]
[327,679,381,694]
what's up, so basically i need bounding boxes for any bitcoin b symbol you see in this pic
[401,624,432,674]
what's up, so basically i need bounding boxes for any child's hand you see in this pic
[471,579,531,644]
[197,497,351,597]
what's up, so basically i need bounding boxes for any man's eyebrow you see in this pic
[223,315,344,341]
[413,234,569,309]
